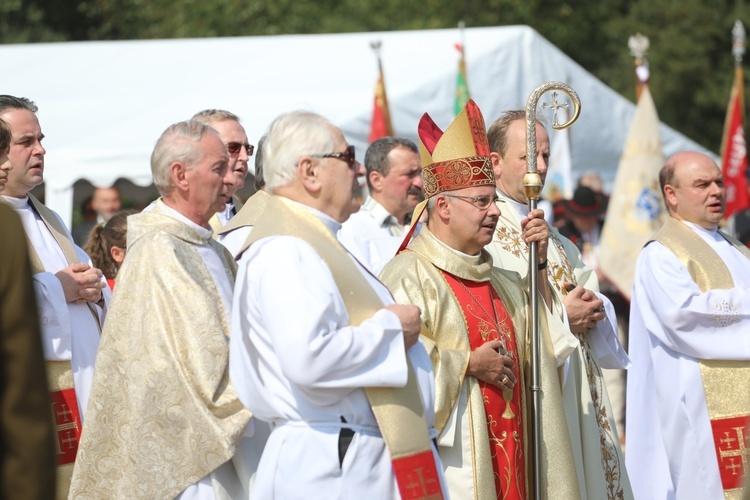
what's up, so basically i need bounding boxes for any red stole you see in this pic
[443,272,526,500]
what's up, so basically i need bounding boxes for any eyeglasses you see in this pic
[444,194,499,210]
[311,145,356,169]
[226,142,255,156]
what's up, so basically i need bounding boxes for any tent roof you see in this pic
[1,25,713,226]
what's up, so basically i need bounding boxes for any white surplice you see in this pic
[626,221,750,500]
[230,201,445,500]
[150,202,253,500]
[486,190,632,500]
[338,196,404,275]
[3,194,106,420]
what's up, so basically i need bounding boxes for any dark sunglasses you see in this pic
[311,145,356,168]
[226,142,255,156]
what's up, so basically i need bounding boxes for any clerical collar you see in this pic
[432,233,482,266]
[2,194,30,209]
[156,199,213,240]
[289,199,342,235]
[683,220,721,241]
[501,192,531,220]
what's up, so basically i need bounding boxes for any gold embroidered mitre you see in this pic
[418,99,494,197]
[399,100,495,252]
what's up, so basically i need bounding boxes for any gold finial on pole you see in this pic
[523,81,581,500]
[628,33,650,100]
[733,20,745,66]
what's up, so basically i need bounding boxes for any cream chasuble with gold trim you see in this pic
[69,200,251,499]
[487,190,632,500]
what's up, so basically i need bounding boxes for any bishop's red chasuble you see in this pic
[443,272,527,499]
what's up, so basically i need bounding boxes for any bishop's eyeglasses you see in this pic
[443,194,499,210]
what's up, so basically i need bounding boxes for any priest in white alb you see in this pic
[230,110,446,499]
[69,121,252,499]
[0,95,107,498]
[626,151,750,499]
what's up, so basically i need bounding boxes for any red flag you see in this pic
[369,60,393,143]
[720,66,749,218]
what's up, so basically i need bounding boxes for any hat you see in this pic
[418,99,495,197]
[561,186,607,218]
[397,100,494,252]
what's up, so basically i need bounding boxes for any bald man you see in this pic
[626,151,750,499]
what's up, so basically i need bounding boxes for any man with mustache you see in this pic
[627,151,750,499]
[381,101,580,499]
[70,120,251,498]
[0,95,107,497]
[339,136,423,274]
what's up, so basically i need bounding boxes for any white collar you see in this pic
[2,194,30,209]
[363,196,401,227]
[290,200,342,235]
[156,199,213,240]
[432,232,482,265]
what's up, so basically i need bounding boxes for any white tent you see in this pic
[1,25,714,227]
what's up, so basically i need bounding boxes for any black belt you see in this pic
[337,417,438,468]
[338,416,355,467]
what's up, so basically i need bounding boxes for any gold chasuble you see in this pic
[652,217,750,497]
[237,195,444,500]
[69,200,251,498]
[218,189,270,237]
[19,194,102,499]
[380,227,580,500]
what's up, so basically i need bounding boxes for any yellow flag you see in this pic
[599,85,666,299]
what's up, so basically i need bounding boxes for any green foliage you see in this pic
[2,0,748,151]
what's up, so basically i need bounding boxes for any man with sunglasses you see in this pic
[339,137,423,274]
[229,110,447,498]
[381,100,581,499]
[486,110,632,499]
[192,109,253,238]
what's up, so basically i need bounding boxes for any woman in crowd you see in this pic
[84,209,135,290]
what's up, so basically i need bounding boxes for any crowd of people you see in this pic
[1,92,749,500]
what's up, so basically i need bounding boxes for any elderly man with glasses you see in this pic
[380,100,582,499]
[192,109,254,238]
[229,110,447,498]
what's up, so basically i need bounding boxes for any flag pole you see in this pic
[524,81,581,500]
[628,33,650,100]
[454,21,470,115]
[732,20,745,126]
[369,40,394,142]
[720,20,749,218]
